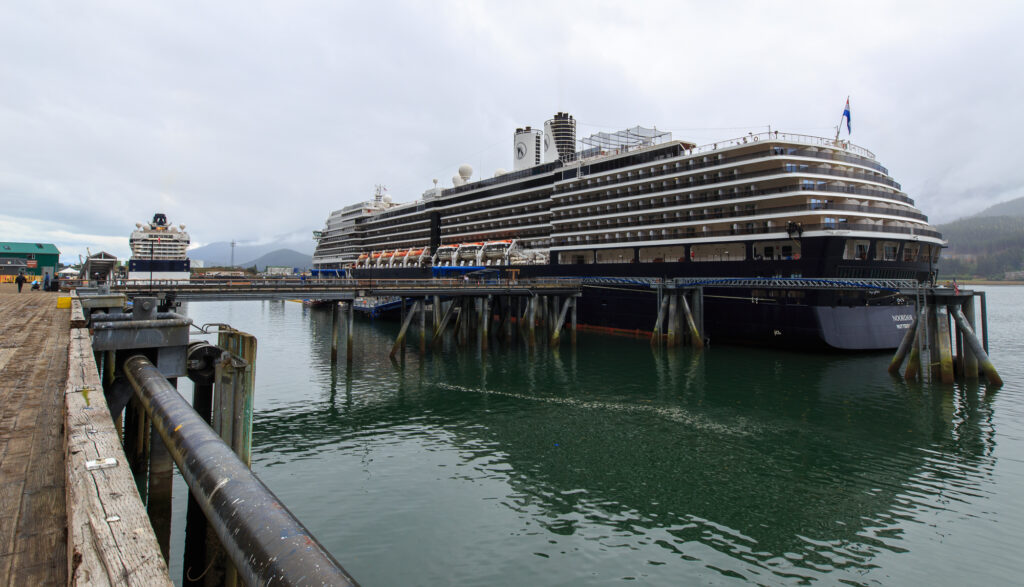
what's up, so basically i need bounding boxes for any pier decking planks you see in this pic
[0,287,69,585]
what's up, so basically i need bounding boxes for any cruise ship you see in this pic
[312,112,944,349]
[127,213,191,281]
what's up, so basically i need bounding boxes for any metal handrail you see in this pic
[122,355,359,587]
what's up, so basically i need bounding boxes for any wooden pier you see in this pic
[0,285,69,584]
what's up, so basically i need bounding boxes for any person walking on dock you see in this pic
[14,273,26,293]
[43,272,50,291]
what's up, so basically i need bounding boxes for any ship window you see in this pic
[844,239,870,260]
[691,243,745,262]
[639,245,686,263]
[558,251,593,264]
[902,242,920,262]
[876,240,899,261]
[753,240,800,260]
[595,247,633,264]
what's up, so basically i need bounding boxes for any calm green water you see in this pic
[172,286,1024,585]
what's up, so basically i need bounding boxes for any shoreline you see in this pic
[950,280,1024,286]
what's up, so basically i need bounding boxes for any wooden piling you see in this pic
[888,309,921,375]
[570,297,577,346]
[432,299,458,348]
[951,307,1003,387]
[433,295,441,331]
[667,294,678,347]
[926,303,939,379]
[183,377,214,587]
[390,299,420,358]
[148,416,174,562]
[550,297,571,346]
[962,300,979,379]
[481,296,491,352]
[651,295,669,347]
[419,297,427,353]
[528,296,536,348]
[680,290,704,350]
[330,302,340,364]
[346,301,354,365]
[979,291,989,353]
[936,307,955,384]
[904,322,922,381]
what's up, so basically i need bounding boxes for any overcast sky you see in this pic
[2,1,1021,262]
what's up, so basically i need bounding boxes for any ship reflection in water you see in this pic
[184,300,1009,586]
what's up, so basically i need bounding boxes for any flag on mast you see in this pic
[842,97,851,134]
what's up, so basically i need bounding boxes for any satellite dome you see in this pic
[452,175,465,187]
[458,164,473,180]
[382,194,393,204]
[135,223,143,228]
[494,168,507,177]
[179,224,186,230]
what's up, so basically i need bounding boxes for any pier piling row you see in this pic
[888,288,1001,387]
[651,285,705,349]
[388,291,580,356]
[107,277,583,361]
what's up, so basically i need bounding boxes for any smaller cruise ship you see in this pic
[312,185,401,276]
[127,213,191,281]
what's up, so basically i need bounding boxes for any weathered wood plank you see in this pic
[65,327,172,586]
[0,287,69,585]
[70,291,87,328]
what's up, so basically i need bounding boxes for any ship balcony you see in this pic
[555,143,890,196]
[552,164,904,211]
[551,219,941,248]
[442,210,549,232]
[550,202,929,235]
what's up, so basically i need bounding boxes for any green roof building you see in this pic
[0,242,60,281]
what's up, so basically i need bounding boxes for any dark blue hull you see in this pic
[349,236,930,350]
[128,259,191,272]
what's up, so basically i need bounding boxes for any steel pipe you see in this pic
[123,355,359,586]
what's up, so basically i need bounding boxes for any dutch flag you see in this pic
[842,98,851,134]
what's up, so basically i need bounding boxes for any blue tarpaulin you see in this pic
[311,268,346,278]
[431,266,484,278]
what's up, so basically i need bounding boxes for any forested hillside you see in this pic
[938,196,1024,278]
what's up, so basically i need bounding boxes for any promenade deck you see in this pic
[0,284,68,585]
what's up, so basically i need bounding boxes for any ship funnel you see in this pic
[545,112,576,162]
[513,126,543,171]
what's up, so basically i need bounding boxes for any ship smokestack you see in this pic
[545,112,576,163]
